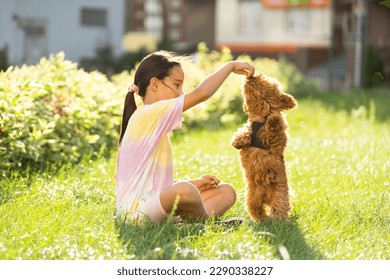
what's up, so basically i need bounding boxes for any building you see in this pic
[332,0,390,88]
[215,0,390,89]
[3,0,387,89]
[124,0,215,52]
[0,0,125,66]
[216,0,332,74]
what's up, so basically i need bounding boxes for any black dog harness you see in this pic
[250,121,266,149]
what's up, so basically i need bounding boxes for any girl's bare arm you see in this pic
[183,61,255,111]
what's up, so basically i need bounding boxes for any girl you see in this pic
[116,50,255,223]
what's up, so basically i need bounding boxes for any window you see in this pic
[144,0,162,34]
[169,13,181,25]
[286,9,309,33]
[145,16,163,34]
[145,0,162,16]
[170,0,182,8]
[24,25,45,36]
[169,29,181,41]
[239,0,263,34]
[22,20,47,65]
[81,8,107,27]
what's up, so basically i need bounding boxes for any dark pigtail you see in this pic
[118,91,137,146]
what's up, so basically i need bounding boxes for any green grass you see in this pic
[0,91,389,260]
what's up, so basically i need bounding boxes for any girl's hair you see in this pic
[118,51,182,146]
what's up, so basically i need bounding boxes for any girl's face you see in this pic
[158,65,184,99]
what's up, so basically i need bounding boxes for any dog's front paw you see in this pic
[230,134,244,149]
[231,128,251,149]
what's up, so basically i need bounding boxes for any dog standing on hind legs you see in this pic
[231,73,297,221]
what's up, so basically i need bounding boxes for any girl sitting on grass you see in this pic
[116,50,254,223]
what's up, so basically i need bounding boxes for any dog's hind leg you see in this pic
[264,161,292,221]
[246,186,267,221]
[268,186,292,220]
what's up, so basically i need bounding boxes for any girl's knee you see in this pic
[219,183,237,206]
[174,181,202,205]
[160,181,203,216]
[171,181,208,219]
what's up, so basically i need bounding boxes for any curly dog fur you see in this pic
[231,73,297,221]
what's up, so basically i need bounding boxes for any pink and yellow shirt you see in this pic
[116,95,184,220]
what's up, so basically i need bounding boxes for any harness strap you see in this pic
[251,122,267,149]
[250,121,266,149]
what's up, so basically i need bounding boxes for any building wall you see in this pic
[348,1,390,84]
[215,0,331,72]
[127,0,146,32]
[366,1,390,51]
[0,0,125,65]
[216,0,331,48]
[125,0,215,53]
[367,1,390,82]
[183,0,215,50]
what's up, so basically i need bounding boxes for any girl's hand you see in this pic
[201,174,220,188]
[190,175,220,192]
[183,61,255,111]
[231,61,255,78]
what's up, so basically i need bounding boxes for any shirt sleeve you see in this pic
[154,94,184,138]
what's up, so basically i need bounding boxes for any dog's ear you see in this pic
[279,93,297,111]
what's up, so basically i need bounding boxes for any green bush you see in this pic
[0,53,123,176]
[364,44,385,88]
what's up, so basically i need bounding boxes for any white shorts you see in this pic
[138,193,169,223]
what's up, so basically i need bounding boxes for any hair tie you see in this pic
[128,83,139,94]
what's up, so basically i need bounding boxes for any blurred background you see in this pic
[0,0,389,90]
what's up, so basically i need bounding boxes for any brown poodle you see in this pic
[231,73,297,221]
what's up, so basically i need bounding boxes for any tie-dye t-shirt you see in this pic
[116,95,184,220]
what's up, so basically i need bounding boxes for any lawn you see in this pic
[0,90,389,260]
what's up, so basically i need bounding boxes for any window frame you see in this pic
[80,7,107,27]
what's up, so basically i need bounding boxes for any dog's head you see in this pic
[242,74,297,118]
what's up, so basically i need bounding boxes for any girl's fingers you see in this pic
[201,175,220,187]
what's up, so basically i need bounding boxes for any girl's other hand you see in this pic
[201,174,220,188]
[191,175,220,191]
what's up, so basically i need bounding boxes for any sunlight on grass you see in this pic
[0,95,389,260]
[0,156,128,260]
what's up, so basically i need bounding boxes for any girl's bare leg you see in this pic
[200,183,236,217]
[159,181,236,221]
[159,181,209,220]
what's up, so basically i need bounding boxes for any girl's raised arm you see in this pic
[183,61,255,112]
